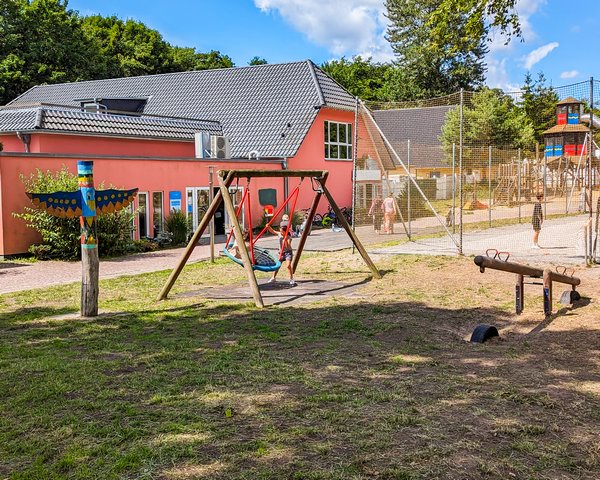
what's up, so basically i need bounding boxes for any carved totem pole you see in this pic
[27,161,138,316]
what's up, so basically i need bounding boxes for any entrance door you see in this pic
[137,192,150,239]
[186,186,245,237]
[224,187,245,234]
[186,187,210,236]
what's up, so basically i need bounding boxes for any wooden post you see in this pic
[292,172,328,273]
[318,180,381,279]
[515,274,524,314]
[218,174,264,308]
[157,171,233,300]
[209,166,215,263]
[543,268,553,317]
[78,161,99,317]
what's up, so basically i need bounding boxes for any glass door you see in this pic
[152,191,164,237]
[137,192,150,239]
[186,186,245,236]
[225,187,245,231]
[186,187,210,234]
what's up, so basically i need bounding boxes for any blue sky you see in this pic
[68,0,600,92]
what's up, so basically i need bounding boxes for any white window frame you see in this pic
[324,120,353,161]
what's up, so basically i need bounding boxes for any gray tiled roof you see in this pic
[7,61,356,158]
[373,105,454,169]
[0,106,222,140]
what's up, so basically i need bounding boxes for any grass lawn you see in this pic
[1,251,599,479]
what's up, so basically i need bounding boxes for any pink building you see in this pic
[0,61,371,257]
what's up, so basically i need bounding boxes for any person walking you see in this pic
[368,194,384,233]
[532,193,543,248]
[382,192,398,234]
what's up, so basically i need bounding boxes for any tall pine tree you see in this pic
[385,0,488,97]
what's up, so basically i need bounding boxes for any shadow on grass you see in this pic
[1,300,599,479]
[0,306,79,326]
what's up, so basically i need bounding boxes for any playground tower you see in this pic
[542,97,588,159]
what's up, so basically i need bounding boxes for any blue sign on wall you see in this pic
[169,191,182,211]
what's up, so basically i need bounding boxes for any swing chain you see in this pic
[310,176,323,193]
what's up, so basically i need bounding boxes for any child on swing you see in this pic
[267,214,296,286]
[228,229,250,259]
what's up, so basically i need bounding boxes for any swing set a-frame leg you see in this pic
[318,180,381,280]
[218,174,265,308]
[292,172,327,274]
[157,171,234,301]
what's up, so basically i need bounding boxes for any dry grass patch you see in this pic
[1,250,599,479]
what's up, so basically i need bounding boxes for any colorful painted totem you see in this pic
[27,161,137,316]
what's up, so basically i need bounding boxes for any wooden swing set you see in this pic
[157,169,381,307]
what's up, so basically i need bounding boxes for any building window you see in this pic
[152,192,164,237]
[324,121,353,160]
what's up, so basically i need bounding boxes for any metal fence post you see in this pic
[517,148,522,223]
[459,89,464,255]
[589,77,594,263]
[407,139,411,237]
[452,142,456,234]
[488,145,492,228]
[543,153,547,219]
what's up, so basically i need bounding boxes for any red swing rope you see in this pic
[227,179,303,266]
[277,184,300,261]
[225,186,250,248]
[254,184,301,242]
[245,184,256,264]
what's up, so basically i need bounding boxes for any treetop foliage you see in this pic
[440,88,535,165]
[0,0,235,105]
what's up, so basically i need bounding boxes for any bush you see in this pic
[165,210,189,246]
[14,166,136,260]
[132,238,159,253]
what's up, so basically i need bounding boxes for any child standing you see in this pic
[532,194,543,248]
[368,195,384,233]
[267,214,296,285]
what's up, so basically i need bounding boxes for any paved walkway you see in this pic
[1,198,595,294]
[372,215,590,266]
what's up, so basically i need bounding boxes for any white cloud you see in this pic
[486,57,522,92]
[254,0,394,62]
[522,42,559,70]
[560,70,579,79]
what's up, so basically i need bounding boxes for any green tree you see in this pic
[168,47,234,71]
[321,56,394,101]
[385,0,488,97]
[520,72,559,144]
[81,15,173,77]
[0,0,100,105]
[440,88,535,165]
[187,50,234,70]
[428,0,521,50]
[248,56,267,66]
[0,1,237,105]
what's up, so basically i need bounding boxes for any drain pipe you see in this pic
[282,157,288,214]
[16,132,31,153]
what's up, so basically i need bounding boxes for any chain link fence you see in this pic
[351,79,600,265]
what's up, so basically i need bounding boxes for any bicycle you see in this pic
[299,208,323,227]
[321,205,352,229]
